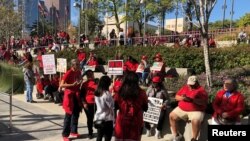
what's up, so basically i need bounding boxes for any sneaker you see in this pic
[69,133,80,138]
[146,129,152,137]
[191,138,198,141]
[172,134,182,141]
[30,100,37,103]
[88,134,93,139]
[155,129,162,139]
[62,137,70,141]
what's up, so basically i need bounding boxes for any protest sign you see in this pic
[108,60,123,75]
[56,58,67,73]
[143,97,163,124]
[42,54,56,74]
[151,62,163,71]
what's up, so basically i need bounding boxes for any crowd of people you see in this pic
[14,49,246,141]
[0,29,248,141]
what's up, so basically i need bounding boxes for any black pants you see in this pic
[44,85,57,99]
[62,107,80,137]
[145,110,166,131]
[83,104,95,135]
[96,121,113,141]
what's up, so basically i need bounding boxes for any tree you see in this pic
[237,13,250,27]
[98,0,124,32]
[208,19,237,30]
[181,0,195,31]
[0,0,22,44]
[147,0,174,35]
[81,0,102,37]
[188,0,217,87]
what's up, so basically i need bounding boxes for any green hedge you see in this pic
[55,45,250,74]
[0,63,24,94]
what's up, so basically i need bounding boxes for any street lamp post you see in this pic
[140,0,146,46]
[74,0,81,46]
[230,0,235,34]
[124,0,128,46]
[222,0,227,29]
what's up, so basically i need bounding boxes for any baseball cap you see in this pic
[187,76,198,85]
[152,76,161,83]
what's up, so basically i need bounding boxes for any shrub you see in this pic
[0,63,24,94]
[55,45,250,74]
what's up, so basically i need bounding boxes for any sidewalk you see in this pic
[0,93,172,141]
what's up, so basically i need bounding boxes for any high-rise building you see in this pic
[17,0,39,38]
[44,0,71,31]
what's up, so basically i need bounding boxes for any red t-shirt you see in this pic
[37,55,43,68]
[81,79,97,104]
[62,69,81,92]
[87,59,98,66]
[77,50,86,62]
[176,85,208,111]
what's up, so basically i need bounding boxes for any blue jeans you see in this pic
[25,81,33,102]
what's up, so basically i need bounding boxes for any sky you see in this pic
[70,0,250,26]
[167,0,250,22]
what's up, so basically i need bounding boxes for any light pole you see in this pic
[140,0,146,46]
[73,0,81,46]
[175,0,179,33]
[230,0,235,33]
[222,0,227,29]
[124,0,128,46]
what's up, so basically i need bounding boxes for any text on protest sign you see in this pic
[151,62,163,71]
[143,97,163,124]
[136,64,145,73]
[108,60,123,75]
[57,58,67,73]
[42,54,56,74]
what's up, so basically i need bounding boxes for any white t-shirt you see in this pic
[94,91,114,122]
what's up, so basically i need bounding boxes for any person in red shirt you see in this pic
[36,50,43,70]
[212,78,245,125]
[76,46,86,70]
[59,59,82,141]
[169,76,208,141]
[80,69,97,139]
[208,36,216,48]
[44,74,60,102]
[86,56,98,66]
[150,53,166,82]
[123,56,139,73]
[114,72,148,141]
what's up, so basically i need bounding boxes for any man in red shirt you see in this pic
[169,76,208,141]
[59,59,82,141]
[212,78,244,125]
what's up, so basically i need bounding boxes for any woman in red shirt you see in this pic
[114,72,148,141]
[80,70,97,139]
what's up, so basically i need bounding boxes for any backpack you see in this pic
[120,34,124,39]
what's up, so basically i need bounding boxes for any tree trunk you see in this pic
[138,22,143,37]
[199,0,212,88]
[202,34,213,87]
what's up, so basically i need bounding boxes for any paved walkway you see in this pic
[0,92,173,141]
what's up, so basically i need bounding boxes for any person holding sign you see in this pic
[145,75,169,139]
[169,76,208,141]
[59,59,82,141]
[150,53,166,82]
[136,55,150,86]
[212,78,245,125]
